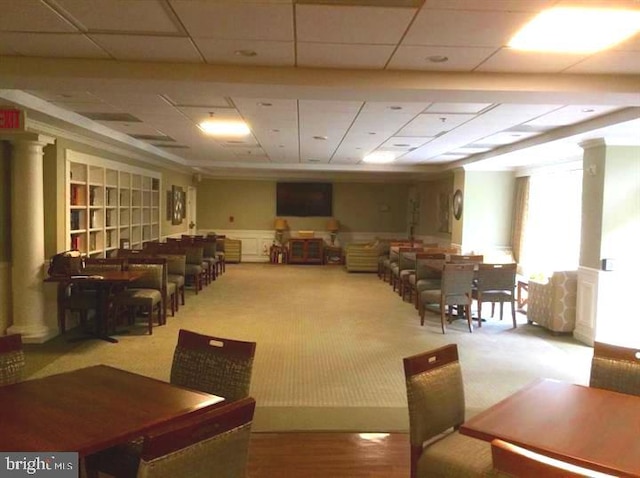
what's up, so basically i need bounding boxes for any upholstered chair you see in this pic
[527,271,577,333]
[472,263,518,328]
[184,245,204,293]
[345,241,384,273]
[403,344,492,478]
[156,253,186,309]
[420,263,476,333]
[224,238,242,264]
[412,253,446,310]
[0,334,25,386]
[85,398,256,478]
[170,329,257,402]
[589,341,640,397]
[114,261,165,335]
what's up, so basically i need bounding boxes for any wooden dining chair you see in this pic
[411,252,446,310]
[449,254,484,264]
[491,439,615,477]
[170,329,257,402]
[0,334,25,386]
[419,263,476,333]
[86,397,256,478]
[589,341,640,397]
[472,263,518,328]
[403,344,492,478]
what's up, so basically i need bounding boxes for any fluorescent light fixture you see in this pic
[362,151,396,164]
[199,120,251,137]
[509,8,640,54]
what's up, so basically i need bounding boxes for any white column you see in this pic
[7,137,56,343]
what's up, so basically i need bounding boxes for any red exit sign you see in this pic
[0,109,24,131]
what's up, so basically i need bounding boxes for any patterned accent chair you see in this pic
[527,271,577,333]
[85,398,256,478]
[403,344,492,478]
[171,329,256,402]
[0,334,25,386]
[345,241,385,273]
[589,342,640,397]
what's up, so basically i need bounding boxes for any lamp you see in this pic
[326,218,340,246]
[274,218,288,245]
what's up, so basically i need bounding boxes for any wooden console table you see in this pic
[288,238,324,264]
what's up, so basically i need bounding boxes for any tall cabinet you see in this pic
[67,151,161,257]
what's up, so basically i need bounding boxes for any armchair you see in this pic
[527,271,577,333]
[345,241,384,273]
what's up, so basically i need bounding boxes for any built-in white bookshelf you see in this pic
[66,151,161,257]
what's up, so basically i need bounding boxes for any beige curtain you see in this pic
[511,176,530,273]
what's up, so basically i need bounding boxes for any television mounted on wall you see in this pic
[276,182,333,217]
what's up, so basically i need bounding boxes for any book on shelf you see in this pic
[71,235,79,250]
[70,210,80,230]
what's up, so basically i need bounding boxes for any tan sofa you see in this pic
[527,270,577,333]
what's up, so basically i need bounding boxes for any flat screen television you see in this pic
[276,182,333,217]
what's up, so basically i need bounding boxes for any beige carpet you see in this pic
[24,264,593,432]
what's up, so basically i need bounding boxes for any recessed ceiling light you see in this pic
[427,55,449,63]
[393,143,411,147]
[388,106,403,111]
[198,120,251,137]
[581,108,596,113]
[368,132,377,135]
[363,151,396,164]
[235,49,257,57]
[313,135,328,140]
[509,7,640,53]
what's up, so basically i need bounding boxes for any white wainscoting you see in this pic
[575,266,599,346]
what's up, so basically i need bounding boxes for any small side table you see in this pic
[270,245,288,264]
[324,246,343,265]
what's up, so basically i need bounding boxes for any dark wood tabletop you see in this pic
[0,365,224,456]
[460,379,640,477]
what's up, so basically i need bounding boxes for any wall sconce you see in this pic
[326,217,340,246]
[274,218,288,245]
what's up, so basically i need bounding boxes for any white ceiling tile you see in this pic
[299,100,362,114]
[360,102,431,115]
[423,0,557,11]
[425,103,492,114]
[525,105,624,127]
[97,121,164,136]
[397,113,476,137]
[27,90,103,103]
[194,39,294,66]
[380,136,432,151]
[92,93,172,108]
[0,32,109,58]
[170,1,293,40]
[90,35,202,62]
[403,9,533,47]
[177,106,242,123]
[564,51,640,75]
[475,48,589,73]
[387,45,496,71]
[163,93,231,108]
[0,0,76,32]
[479,131,540,145]
[51,101,121,113]
[297,43,394,69]
[296,5,416,44]
[232,98,298,115]
[54,0,180,34]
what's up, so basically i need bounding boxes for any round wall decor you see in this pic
[453,189,463,220]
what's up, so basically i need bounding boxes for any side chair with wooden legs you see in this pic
[589,341,640,397]
[0,334,25,386]
[419,263,475,333]
[403,344,492,478]
[472,263,518,328]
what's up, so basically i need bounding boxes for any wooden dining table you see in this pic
[0,365,225,457]
[460,378,640,477]
[46,271,144,343]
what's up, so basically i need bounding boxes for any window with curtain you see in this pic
[520,168,583,277]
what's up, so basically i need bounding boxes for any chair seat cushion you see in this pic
[416,279,442,292]
[185,264,202,275]
[116,289,162,306]
[167,282,177,295]
[400,269,415,278]
[168,274,184,287]
[417,431,492,477]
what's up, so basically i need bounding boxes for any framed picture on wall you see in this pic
[172,185,184,225]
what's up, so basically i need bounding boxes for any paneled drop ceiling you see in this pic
[0,0,639,179]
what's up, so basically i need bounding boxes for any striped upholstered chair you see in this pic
[170,329,256,402]
[590,341,640,397]
[86,398,256,478]
[403,344,492,478]
[0,334,25,386]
